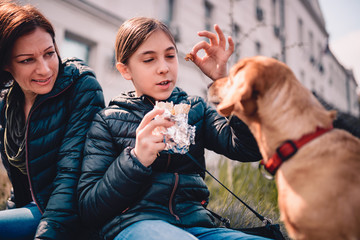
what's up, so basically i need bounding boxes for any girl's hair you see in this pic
[0,1,61,90]
[115,17,177,65]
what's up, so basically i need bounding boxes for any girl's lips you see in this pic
[157,80,171,85]
[157,80,172,90]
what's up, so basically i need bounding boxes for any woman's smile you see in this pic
[32,76,52,84]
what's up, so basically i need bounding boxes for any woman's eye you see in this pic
[20,58,33,64]
[46,51,56,57]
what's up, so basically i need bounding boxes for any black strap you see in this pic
[206,208,231,228]
[185,152,271,224]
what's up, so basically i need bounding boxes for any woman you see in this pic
[0,2,105,239]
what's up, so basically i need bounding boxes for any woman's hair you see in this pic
[0,1,61,90]
[115,17,177,65]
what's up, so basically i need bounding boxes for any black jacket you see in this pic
[0,58,105,239]
[78,87,261,240]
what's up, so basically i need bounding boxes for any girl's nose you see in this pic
[157,59,169,74]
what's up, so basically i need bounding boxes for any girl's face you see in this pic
[119,30,178,101]
[5,27,59,102]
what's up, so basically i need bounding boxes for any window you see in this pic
[311,78,315,92]
[308,31,314,64]
[61,32,93,64]
[255,41,262,55]
[328,64,333,85]
[317,42,324,73]
[167,0,175,24]
[298,18,303,44]
[204,0,214,31]
[300,70,305,84]
[167,0,180,42]
[272,0,277,26]
[233,23,241,61]
[255,0,264,22]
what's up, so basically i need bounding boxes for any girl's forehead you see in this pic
[137,30,176,52]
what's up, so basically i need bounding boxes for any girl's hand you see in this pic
[134,108,174,167]
[190,24,234,81]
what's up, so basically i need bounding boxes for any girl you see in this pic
[0,2,105,239]
[78,17,267,240]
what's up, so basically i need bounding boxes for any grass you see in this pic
[0,169,11,210]
[205,156,290,239]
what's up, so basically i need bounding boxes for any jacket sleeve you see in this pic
[201,100,261,162]
[35,75,105,240]
[77,112,152,227]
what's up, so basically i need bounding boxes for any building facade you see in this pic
[18,0,359,116]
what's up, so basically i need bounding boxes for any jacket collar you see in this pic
[109,87,188,109]
[33,58,93,106]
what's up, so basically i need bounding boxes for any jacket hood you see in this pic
[51,57,95,96]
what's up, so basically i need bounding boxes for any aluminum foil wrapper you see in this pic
[153,101,196,154]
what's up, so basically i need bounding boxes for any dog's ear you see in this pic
[217,89,238,116]
[238,78,258,116]
[216,77,237,116]
[217,61,259,117]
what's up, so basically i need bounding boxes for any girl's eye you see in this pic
[143,58,153,63]
[167,55,175,59]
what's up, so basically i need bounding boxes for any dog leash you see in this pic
[185,152,273,225]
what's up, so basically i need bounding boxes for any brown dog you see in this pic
[208,56,360,240]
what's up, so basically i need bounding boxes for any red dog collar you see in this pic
[261,126,333,175]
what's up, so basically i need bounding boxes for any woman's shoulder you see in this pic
[60,58,101,89]
[56,58,104,103]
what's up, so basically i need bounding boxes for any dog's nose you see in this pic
[207,90,221,106]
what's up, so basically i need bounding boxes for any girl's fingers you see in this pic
[137,108,164,131]
[214,24,226,49]
[227,36,235,54]
[191,41,210,54]
[139,116,174,139]
[197,30,218,46]
[151,133,166,143]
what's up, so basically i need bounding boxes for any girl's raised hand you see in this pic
[190,24,234,81]
[133,108,174,167]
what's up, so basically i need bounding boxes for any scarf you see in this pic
[4,84,27,175]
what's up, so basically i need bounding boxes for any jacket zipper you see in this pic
[25,84,73,214]
[165,154,171,171]
[146,96,180,220]
[169,172,180,221]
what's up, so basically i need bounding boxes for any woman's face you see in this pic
[5,27,59,101]
[120,30,178,101]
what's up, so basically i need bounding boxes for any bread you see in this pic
[184,53,194,62]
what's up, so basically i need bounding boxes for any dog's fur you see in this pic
[208,56,360,240]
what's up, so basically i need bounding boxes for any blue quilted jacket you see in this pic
[78,87,261,239]
[0,58,105,239]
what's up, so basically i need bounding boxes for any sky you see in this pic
[318,0,360,86]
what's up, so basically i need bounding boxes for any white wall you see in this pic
[19,0,359,116]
